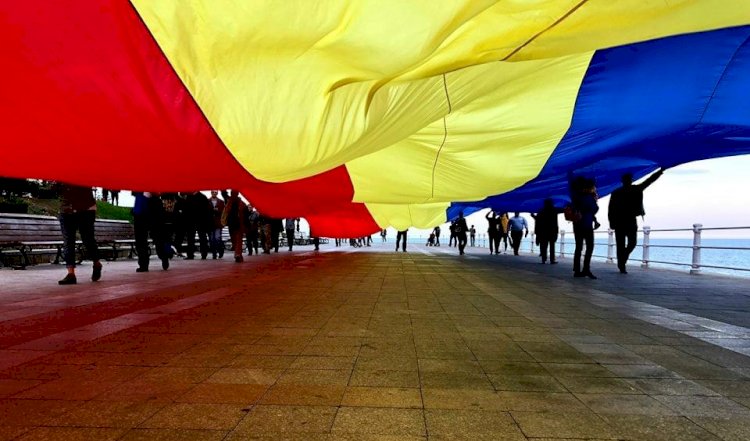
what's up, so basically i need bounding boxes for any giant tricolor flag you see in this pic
[2,1,750,236]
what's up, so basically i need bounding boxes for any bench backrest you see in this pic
[0,213,134,244]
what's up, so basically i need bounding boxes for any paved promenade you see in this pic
[1,243,749,440]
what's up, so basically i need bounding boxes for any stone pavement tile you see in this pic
[260,384,346,406]
[205,368,283,385]
[175,383,268,404]
[277,369,352,386]
[700,380,750,397]
[602,415,722,441]
[415,347,476,360]
[576,393,679,416]
[555,376,641,394]
[355,357,418,371]
[475,361,542,376]
[229,355,298,369]
[0,399,80,426]
[15,427,127,441]
[139,403,248,430]
[417,359,483,374]
[119,429,228,441]
[0,379,42,398]
[244,344,305,356]
[163,351,238,368]
[360,340,416,358]
[733,396,750,408]
[542,362,618,378]
[341,387,422,408]
[421,389,587,412]
[652,395,750,417]
[0,426,31,441]
[425,409,525,440]
[14,379,115,400]
[468,343,534,362]
[328,434,426,441]
[233,405,337,434]
[627,378,721,396]
[692,416,750,441]
[680,344,750,369]
[254,335,313,346]
[349,369,420,388]
[290,356,356,370]
[225,432,332,441]
[488,374,567,392]
[516,342,595,364]
[37,351,174,367]
[603,363,681,379]
[302,344,361,357]
[93,380,195,402]
[420,371,493,390]
[139,367,218,383]
[510,411,620,439]
[47,400,166,427]
[332,407,425,436]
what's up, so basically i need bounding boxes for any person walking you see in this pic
[571,177,599,279]
[485,211,500,254]
[245,205,260,256]
[533,199,559,264]
[609,168,664,274]
[222,189,247,263]
[285,218,297,251]
[508,212,528,256]
[208,190,225,259]
[55,183,102,285]
[455,212,469,255]
[396,229,408,252]
[133,192,170,272]
[500,212,510,253]
[469,225,476,247]
[433,225,441,246]
[183,191,211,260]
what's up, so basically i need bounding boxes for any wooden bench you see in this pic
[0,213,137,268]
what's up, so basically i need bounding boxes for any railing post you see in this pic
[559,230,566,258]
[641,226,651,268]
[530,232,535,254]
[690,223,702,275]
[607,229,614,264]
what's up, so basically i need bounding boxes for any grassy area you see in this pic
[0,196,132,222]
[95,200,133,222]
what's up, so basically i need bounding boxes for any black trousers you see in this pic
[510,231,523,255]
[135,214,167,269]
[246,229,259,255]
[286,228,295,251]
[186,225,209,259]
[573,224,594,273]
[615,225,638,270]
[59,210,99,268]
[539,238,556,263]
[396,231,407,251]
[457,233,467,254]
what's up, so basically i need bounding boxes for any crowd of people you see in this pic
[391,169,665,280]
[54,187,310,284]
[52,169,663,284]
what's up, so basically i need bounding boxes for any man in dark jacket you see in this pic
[184,191,212,260]
[608,168,664,274]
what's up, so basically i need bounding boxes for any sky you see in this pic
[115,154,750,239]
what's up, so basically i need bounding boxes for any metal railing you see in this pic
[556,224,750,275]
